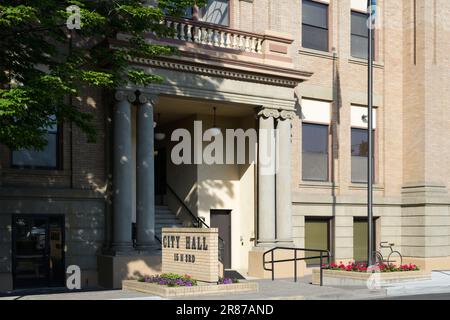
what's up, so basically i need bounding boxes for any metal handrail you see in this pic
[166,183,225,263]
[166,184,208,228]
[263,247,331,286]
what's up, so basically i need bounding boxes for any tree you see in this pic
[0,0,203,150]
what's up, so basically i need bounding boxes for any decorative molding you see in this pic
[138,93,159,105]
[279,110,296,120]
[128,57,302,88]
[114,90,137,103]
[257,107,280,119]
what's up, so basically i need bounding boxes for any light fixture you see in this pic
[155,113,166,141]
[209,107,221,137]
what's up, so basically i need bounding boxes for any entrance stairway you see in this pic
[155,205,183,242]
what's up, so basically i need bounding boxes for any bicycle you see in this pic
[375,242,403,266]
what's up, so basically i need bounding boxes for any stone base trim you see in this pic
[248,247,306,279]
[402,257,450,272]
[312,269,431,287]
[97,254,162,289]
[122,280,258,297]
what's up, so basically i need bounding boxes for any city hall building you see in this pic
[1,0,450,291]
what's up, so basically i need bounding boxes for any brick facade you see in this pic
[1,0,449,290]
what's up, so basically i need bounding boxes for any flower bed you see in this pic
[312,262,429,287]
[124,276,257,297]
[138,273,197,287]
[322,261,420,273]
[138,273,240,287]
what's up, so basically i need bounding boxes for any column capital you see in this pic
[114,90,137,103]
[257,107,280,119]
[279,110,296,120]
[138,93,159,105]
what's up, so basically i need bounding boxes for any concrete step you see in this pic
[153,205,184,242]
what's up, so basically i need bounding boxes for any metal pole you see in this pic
[294,250,297,282]
[367,0,375,267]
[271,251,274,281]
[320,252,323,286]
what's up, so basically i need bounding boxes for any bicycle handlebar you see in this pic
[380,241,395,248]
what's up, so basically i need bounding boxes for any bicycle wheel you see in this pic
[375,251,384,265]
[387,251,403,267]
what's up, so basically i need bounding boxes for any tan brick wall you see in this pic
[162,228,219,283]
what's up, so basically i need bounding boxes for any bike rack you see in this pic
[263,247,331,286]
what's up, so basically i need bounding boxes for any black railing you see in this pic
[166,183,225,263]
[263,247,331,286]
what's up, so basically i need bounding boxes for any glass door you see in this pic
[12,215,65,289]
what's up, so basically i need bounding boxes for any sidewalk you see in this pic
[384,271,450,298]
[1,272,450,300]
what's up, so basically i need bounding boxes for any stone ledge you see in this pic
[312,269,431,287]
[122,280,258,297]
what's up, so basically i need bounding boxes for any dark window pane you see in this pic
[302,123,328,181]
[351,11,375,59]
[303,123,328,153]
[302,0,328,51]
[183,7,194,19]
[12,119,58,169]
[200,0,229,26]
[302,0,328,28]
[302,25,328,52]
[351,128,368,157]
[351,11,369,37]
[351,128,375,183]
[12,133,57,169]
[351,34,369,59]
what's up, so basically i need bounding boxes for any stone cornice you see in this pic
[127,56,310,88]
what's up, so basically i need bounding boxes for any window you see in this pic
[351,128,375,183]
[302,123,329,181]
[184,0,229,26]
[353,218,377,263]
[305,218,331,266]
[302,0,329,52]
[200,0,229,26]
[351,11,374,59]
[12,122,59,169]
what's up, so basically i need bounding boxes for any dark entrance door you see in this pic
[353,217,378,263]
[210,210,231,269]
[155,147,167,205]
[12,215,65,289]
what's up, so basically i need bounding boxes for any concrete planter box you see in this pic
[312,269,431,287]
[122,280,258,297]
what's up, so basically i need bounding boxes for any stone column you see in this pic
[276,110,295,245]
[112,91,135,253]
[257,107,279,246]
[136,94,158,252]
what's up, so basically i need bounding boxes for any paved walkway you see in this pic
[1,272,450,300]
[384,271,450,297]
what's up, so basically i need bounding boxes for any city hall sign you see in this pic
[161,228,219,283]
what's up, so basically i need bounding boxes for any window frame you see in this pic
[11,123,62,170]
[301,121,331,182]
[301,0,330,52]
[184,0,230,27]
[350,10,376,60]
